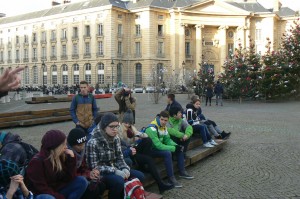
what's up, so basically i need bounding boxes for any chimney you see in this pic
[273,0,281,12]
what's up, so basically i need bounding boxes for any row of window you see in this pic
[0,24,166,45]
[0,40,170,62]
[2,63,143,85]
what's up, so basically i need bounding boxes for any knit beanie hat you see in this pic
[41,130,66,150]
[100,113,119,130]
[67,128,87,146]
[0,159,20,187]
[122,110,134,124]
[94,112,104,125]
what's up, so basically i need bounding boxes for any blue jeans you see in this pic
[76,123,96,140]
[35,177,88,199]
[150,149,185,178]
[216,93,223,105]
[101,169,145,199]
[192,124,212,143]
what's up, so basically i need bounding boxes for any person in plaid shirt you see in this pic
[86,112,145,199]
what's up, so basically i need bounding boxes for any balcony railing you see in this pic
[60,37,67,42]
[134,53,142,58]
[84,53,91,58]
[117,33,123,38]
[32,57,38,62]
[157,53,165,58]
[31,41,38,45]
[135,34,142,38]
[40,39,47,44]
[83,35,91,39]
[50,38,57,43]
[72,36,79,41]
[0,60,4,64]
[185,54,192,59]
[72,54,79,59]
[61,55,68,60]
[117,53,123,58]
[23,58,29,62]
[7,59,12,63]
[96,52,104,57]
[50,56,57,61]
[15,59,20,63]
[41,56,47,61]
[96,33,104,38]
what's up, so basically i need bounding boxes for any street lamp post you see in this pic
[182,61,185,85]
[42,61,45,94]
[111,59,114,87]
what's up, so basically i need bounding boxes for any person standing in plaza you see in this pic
[114,87,136,124]
[214,81,224,106]
[205,84,214,106]
[70,80,98,140]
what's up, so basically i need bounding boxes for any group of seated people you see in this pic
[0,93,231,199]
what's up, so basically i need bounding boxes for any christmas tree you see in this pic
[220,38,262,101]
[193,62,215,97]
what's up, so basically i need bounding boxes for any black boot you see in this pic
[158,182,174,194]
[221,131,231,139]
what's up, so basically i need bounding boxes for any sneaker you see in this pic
[215,135,223,140]
[179,170,194,180]
[209,140,218,146]
[203,142,214,148]
[158,182,174,194]
[221,131,231,139]
[168,176,183,188]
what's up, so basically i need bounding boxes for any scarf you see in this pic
[68,144,85,169]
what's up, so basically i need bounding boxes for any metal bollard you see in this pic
[49,92,53,96]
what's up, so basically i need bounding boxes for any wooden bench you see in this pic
[102,137,227,198]
[0,109,119,128]
[25,96,73,104]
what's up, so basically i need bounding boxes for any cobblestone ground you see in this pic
[1,94,300,199]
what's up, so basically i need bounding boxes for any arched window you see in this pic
[117,63,122,83]
[62,64,68,85]
[32,66,38,84]
[135,63,142,84]
[73,64,79,84]
[157,63,164,84]
[97,62,104,84]
[24,66,30,85]
[51,65,57,85]
[85,63,91,84]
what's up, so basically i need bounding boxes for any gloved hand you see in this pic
[188,120,193,125]
[115,169,126,179]
[122,169,130,179]
[175,145,184,153]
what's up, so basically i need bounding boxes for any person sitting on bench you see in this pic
[118,110,174,194]
[185,98,218,148]
[167,107,193,158]
[145,111,194,189]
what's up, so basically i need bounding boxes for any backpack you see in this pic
[0,131,38,167]
[140,124,158,137]
[19,142,39,165]
[124,178,146,199]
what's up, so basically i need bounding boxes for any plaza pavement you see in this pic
[0,93,300,199]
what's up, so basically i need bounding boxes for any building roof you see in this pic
[0,0,296,25]
[0,0,127,25]
[276,7,296,17]
[226,2,271,13]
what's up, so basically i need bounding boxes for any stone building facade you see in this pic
[0,0,297,88]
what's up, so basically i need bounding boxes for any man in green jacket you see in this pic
[167,106,193,157]
[145,111,194,189]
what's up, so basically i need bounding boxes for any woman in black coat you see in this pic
[205,84,214,106]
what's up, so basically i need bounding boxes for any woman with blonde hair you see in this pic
[25,130,88,199]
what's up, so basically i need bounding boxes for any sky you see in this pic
[0,0,300,17]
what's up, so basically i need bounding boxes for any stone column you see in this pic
[236,26,246,47]
[179,23,186,83]
[195,24,204,70]
[218,25,228,73]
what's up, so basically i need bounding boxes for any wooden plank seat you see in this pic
[0,109,119,128]
[101,137,227,199]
